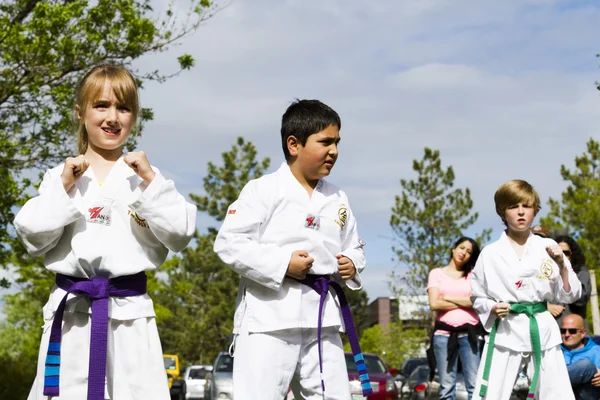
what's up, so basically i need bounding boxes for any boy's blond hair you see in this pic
[494,180,540,221]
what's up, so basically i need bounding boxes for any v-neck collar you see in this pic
[278,162,324,201]
[500,231,534,262]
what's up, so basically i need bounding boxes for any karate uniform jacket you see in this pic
[471,232,582,352]
[214,162,366,334]
[14,157,197,322]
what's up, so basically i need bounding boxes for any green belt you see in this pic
[479,302,546,399]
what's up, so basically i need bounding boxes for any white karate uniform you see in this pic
[470,232,582,400]
[214,162,366,400]
[14,157,196,400]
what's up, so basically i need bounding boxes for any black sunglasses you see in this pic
[563,250,572,257]
[560,328,582,335]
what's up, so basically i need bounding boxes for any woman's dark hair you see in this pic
[450,236,481,278]
[555,235,586,272]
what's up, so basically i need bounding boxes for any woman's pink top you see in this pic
[427,268,479,333]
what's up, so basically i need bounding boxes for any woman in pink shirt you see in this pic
[427,237,482,400]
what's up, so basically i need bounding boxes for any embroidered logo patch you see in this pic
[128,210,148,228]
[305,214,320,230]
[335,204,348,228]
[537,259,554,280]
[87,206,111,226]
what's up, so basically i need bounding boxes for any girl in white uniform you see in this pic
[14,64,196,400]
[470,180,581,400]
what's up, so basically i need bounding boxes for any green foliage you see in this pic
[390,148,491,298]
[191,136,271,222]
[350,321,425,369]
[155,138,270,365]
[541,138,600,269]
[0,0,219,266]
[0,243,54,398]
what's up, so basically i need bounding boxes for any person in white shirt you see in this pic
[214,99,370,400]
[470,179,581,400]
[14,64,196,400]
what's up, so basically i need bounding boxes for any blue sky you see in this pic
[3,0,600,310]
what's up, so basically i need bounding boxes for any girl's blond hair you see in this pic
[75,65,139,154]
[494,179,541,221]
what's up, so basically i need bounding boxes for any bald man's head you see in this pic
[561,314,587,350]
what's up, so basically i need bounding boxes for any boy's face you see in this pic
[290,124,340,182]
[504,203,535,233]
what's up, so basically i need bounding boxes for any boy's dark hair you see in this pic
[280,99,341,160]
[449,236,481,278]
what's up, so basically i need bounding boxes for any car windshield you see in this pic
[345,354,387,374]
[189,368,207,379]
[402,358,428,376]
[215,354,234,372]
[164,357,176,370]
[409,365,430,383]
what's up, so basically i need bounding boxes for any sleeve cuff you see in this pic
[129,172,166,211]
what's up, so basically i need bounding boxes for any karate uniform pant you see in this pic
[473,342,574,400]
[28,310,169,400]
[232,323,351,400]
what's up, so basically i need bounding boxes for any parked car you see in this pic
[394,357,428,397]
[345,352,398,400]
[184,364,213,400]
[204,352,234,400]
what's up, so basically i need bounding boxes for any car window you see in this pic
[345,354,387,374]
[164,357,176,370]
[215,354,234,372]
[189,368,207,379]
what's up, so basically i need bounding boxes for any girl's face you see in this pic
[452,240,473,268]
[504,203,535,233]
[78,82,134,156]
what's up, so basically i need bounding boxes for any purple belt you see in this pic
[43,272,147,400]
[294,275,373,397]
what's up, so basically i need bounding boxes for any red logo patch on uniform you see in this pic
[87,206,111,226]
[304,214,320,230]
[515,280,523,289]
[228,209,236,215]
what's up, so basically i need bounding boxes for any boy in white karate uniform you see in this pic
[471,180,581,400]
[214,99,371,400]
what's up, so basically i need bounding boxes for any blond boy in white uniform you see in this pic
[470,180,581,400]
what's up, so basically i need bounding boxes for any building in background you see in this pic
[367,295,429,328]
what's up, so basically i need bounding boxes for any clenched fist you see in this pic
[337,254,356,280]
[61,155,90,192]
[124,151,155,184]
[286,250,314,280]
[546,245,566,268]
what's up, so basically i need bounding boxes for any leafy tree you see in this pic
[541,138,600,269]
[154,137,271,365]
[352,321,425,369]
[389,148,490,327]
[0,0,219,271]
